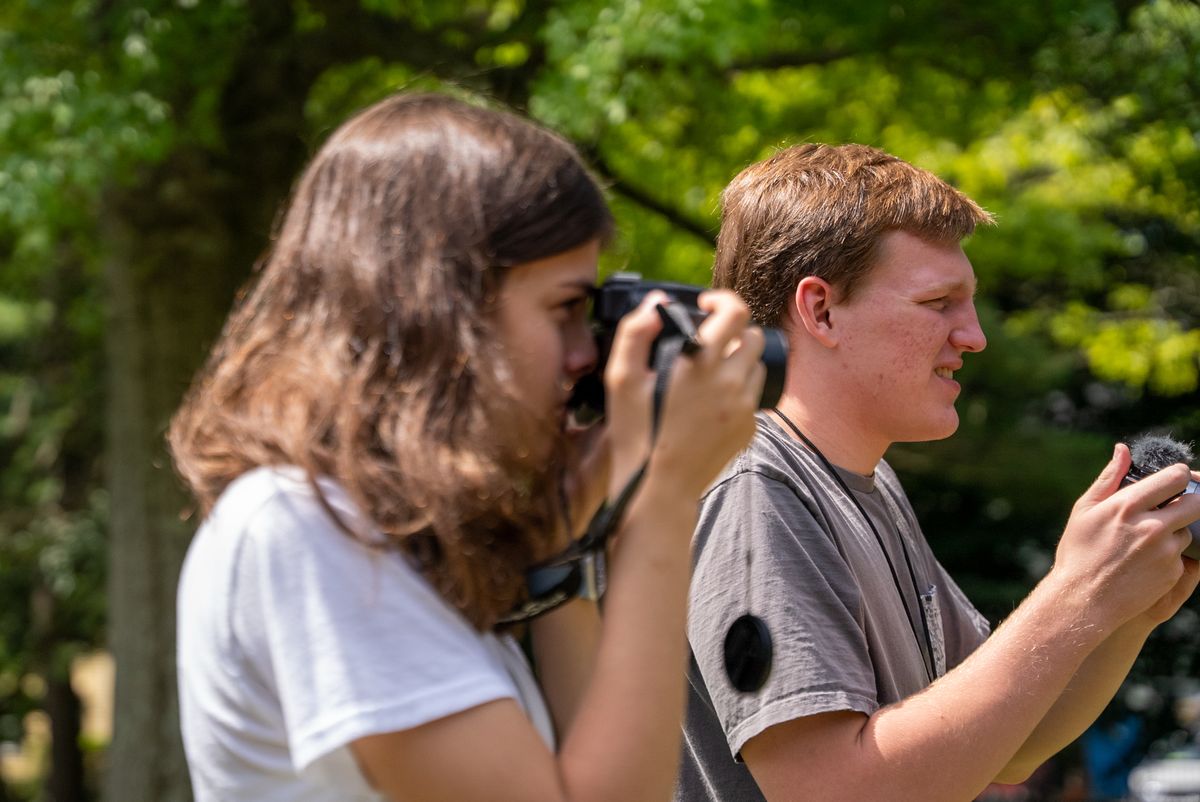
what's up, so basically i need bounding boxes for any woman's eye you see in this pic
[557,296,590,320]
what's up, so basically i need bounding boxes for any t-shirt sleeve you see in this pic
[233,476,522,774]
[689,469,880,758]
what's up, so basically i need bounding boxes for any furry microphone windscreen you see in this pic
[1129,434,1196,472]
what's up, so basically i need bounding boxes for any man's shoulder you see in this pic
[701,414,825,506]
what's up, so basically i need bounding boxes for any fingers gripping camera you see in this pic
[1123,434,1200,560]
[568,273,788,419]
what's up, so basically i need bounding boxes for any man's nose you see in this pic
[954,305,987,353]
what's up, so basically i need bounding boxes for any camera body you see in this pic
[568,273,788,417]
[1122,434,1200,560]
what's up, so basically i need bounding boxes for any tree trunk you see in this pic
[100,207,192,802]
[100,150,246,802]
[45,674,86,802]
[100,24,311,787]
[30,581,89,802]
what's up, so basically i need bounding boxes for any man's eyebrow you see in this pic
[920,277,978,296]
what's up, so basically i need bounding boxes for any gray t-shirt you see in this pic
[676,414,990,802]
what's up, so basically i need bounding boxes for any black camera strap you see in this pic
[651,301,702,435]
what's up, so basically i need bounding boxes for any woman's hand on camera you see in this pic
[657,290,765,496]
[602,289,765,501]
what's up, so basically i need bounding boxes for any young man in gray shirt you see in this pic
[678,144,1200,802]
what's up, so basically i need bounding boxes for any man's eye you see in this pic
[923,297,950,311]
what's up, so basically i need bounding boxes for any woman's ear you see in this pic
[791,276,839,347]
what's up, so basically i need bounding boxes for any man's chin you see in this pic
[896,414,961,444]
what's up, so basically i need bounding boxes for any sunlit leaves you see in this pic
[534,0,778,137]
[1047,302,1200,395]
[0,6,176,284]
[0,298,51,345]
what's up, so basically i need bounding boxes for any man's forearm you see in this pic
[998,558,1200,781]
[858,576,1111,799]
[996,617,1150,782]
[745,574,1114,802]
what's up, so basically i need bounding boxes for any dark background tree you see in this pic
[1,1,1197,799]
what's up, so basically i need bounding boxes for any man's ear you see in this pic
[791,276,838,347]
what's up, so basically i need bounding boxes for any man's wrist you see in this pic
[1032,570,1122,646]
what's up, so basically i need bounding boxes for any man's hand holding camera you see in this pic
[1055,443,1200,634]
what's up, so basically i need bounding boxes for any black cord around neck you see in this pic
[770,408,936,684]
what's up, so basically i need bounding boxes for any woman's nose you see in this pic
[566,325,599,379]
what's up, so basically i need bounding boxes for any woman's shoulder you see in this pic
[193,467,455,622]
[187,467,394,590]
[211,464,308,516]
[207,466,377,544]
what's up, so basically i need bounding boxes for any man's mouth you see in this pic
[934,367,955,380]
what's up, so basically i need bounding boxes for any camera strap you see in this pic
[651,301,702,435]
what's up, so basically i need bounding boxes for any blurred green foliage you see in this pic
[1,0,1199,795]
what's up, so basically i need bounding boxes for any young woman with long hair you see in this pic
[169,92,765,801]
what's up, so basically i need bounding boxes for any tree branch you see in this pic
[298,0,550,108]
[585,149,716,247]
[722,47,864,75]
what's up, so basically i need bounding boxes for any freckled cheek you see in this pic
[841,322,936,390]
[869,335,940,395]
[892,337,927,372]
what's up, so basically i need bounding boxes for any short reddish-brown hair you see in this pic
[713,143,993,327]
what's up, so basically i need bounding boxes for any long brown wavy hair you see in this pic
[169,93,613,630]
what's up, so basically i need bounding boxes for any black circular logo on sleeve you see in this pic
[723,613,773,693]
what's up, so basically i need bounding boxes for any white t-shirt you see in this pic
[177,467,554,801]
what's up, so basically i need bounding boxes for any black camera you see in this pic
[1123,434,1200,560]
[568,273,788,418]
